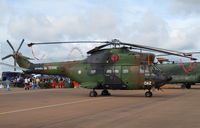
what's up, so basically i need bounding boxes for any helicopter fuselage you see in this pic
[22,48,170,90]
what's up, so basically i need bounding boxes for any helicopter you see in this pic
[157,58,200,89]
[2,39,197,97]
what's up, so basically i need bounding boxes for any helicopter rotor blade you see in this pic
[28,41,107,47]
[119,42,197,60]
[14,59,17,71]
[27,39,198,60]
[87,43,111,54]
[0,62,29,71]
[157,51,200,57]
[186,52,200,56]
[190,52,200,54]
[156,54,169,56]
[16,39,25,53]
[7,40,15,52]
[2,54,13,60]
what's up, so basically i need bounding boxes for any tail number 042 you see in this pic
[144,81,152,86]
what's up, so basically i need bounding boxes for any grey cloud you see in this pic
[122,11,170,47]
[0,0,10,25]
[8,15,61,41]
[167,26,200,51]
[2,0,200,65]
[6,7,120,61]
[8,8,120,41]
[169,0,200,15]
[121,11,200,54]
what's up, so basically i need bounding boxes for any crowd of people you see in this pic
[1,76,79,90]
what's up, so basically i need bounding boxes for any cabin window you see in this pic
[140,65,149,73]
[106,69,112,74]
[90,69,96,74]
[114,69,119,74]
[122,69,129,74]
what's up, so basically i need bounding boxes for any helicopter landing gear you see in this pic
[181,84,186,89]
[145,90,153,97]
[181,83,191,89]
[89,89,98,97]
[185,84,191,89]
[101,89,111,96]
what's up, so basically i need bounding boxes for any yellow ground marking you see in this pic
[0,97,108,115]
[160,86,177,89]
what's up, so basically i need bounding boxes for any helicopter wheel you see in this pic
[181,84,186,89]
[185,84,191,89]
[101,89,111,96]
[89,90,98,97]
[145,91,153,97]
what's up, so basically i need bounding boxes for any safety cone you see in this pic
[6,85,11,91]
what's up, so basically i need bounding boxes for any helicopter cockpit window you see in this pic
[90,69,96,74]
[140,65,149,73]
[122,69,129,74]
[151,65,160,72]
[106,69,112,74]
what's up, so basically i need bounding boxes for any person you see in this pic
[73,81,79,88]
[24,77,29,89]
[5,79,11,91]
[59,78,64,88]
[36,77,40,88]
[51,80,57,88]
[30,78,35,89]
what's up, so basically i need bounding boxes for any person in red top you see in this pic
[59,78,64,88]
[51,80,57,88]
[73,81,79,88]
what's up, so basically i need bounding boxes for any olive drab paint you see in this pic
[13,48,169,91]
[158,62,200,89]
[5,39,194,97]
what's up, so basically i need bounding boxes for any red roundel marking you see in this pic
[111,54,119,62]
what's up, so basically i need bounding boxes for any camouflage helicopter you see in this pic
[157,58,200,89]
[2,39,196,97]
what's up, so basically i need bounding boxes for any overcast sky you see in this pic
[1,0,200,73]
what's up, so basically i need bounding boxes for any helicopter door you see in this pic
[121,65,144,89]
[104,65,122,87]
[140,65,153,87]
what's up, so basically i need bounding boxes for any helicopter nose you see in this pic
[145,74,171,83]
[160,74,172,82]
[155,74,172,88]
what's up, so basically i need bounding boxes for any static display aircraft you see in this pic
[2,39,197,97]
[157,58,200,89]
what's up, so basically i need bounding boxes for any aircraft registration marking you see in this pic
[144,81,152,86]
[48,66,58,70]
[34,67,43,70]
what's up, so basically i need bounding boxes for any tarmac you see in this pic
[0,85,200,128]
